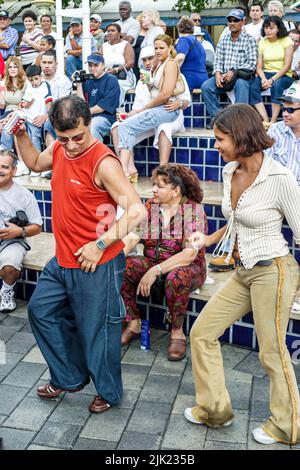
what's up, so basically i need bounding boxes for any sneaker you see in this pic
[30,171,41,177]
[208,254,235,272]
[252,426,277,445]
[0,289,16,313]
[15,161,30,177]
[184,407,232,427]
[41,171,50,178]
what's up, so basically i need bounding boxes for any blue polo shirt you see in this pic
[83,73,120,124]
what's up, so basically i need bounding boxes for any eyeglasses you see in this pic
[56,133,85,145]
[192,19,201,23]
[227,18,241,23]
[282,106,300,114]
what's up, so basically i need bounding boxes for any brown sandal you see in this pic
[167,338,186,361]
[121,327,141,346]
[89,395,111,414]
[37,380,89,399]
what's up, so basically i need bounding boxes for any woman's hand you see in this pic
[187,232,208,250]
[261,78,273,90]
[164,99,181,112]
[137,267,158,297]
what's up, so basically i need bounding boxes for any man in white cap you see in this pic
[90,14,104,51]
[65,18,97,79]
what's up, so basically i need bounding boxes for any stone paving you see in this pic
[0,300,300,451]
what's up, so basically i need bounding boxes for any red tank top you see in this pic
[51,140,124,268]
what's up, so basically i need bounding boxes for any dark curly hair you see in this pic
[261,16,288,39]
[22,9,38,23]
[152,164,203,203]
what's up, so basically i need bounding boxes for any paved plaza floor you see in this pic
[0,300,300,451]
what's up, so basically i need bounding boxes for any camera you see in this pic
[72,70,94,83]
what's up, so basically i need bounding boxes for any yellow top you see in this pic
[258,36,293,77]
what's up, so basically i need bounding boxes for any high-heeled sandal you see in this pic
[127,172,139,183]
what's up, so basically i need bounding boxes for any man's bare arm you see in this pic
[14,125,53,172]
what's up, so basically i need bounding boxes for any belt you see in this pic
[235,259,274,268]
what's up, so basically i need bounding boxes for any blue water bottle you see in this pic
[140,319,150,351]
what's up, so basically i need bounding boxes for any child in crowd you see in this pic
[34,35,56,67]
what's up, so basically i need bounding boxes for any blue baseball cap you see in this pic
[226,9,245,21]
[86,53,104,65]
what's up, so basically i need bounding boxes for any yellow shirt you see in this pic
[258,36,293,77]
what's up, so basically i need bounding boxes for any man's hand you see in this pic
[137,267,158,297]
[74,241,104,272]
[32,114,48,127]
[222,70,235,83]
[0,223,22,240]
[215,73,223,88]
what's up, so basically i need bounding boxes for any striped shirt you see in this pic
[221,153,300,269]
[213,31,257,75]
[266,121,300,185]
[19,28,43,66]
[0,26,18,59]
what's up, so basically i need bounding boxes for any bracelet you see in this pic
[156,264,162,275]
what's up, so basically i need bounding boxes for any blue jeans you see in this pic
[118,106,180,150]
[43,119,56,140]
[201,76,251,119]
[0,129,14,150]
[28,253,126,405]
[66,55,82,80]
[26,122,42,151]
[249,72,293,105]
[90,115,112,141]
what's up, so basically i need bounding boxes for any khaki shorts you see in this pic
[0,243,27,271]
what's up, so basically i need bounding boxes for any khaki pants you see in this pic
[190,254,300,444]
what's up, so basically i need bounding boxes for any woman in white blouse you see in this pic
[184,104,300,446]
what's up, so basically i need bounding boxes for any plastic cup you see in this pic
[141,70,151,84]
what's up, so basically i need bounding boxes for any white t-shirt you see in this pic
[0,183,42,229]
[43,71,72,100]
[245,21,263,41]
[115,17,140,46]
[22,81,53,122]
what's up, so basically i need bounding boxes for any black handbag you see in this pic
[220,68,255,92]
[112,64,127,80]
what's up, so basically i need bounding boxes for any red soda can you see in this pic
[3,110,26,135]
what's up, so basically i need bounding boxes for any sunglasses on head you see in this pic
[282,106,300,114]
[227,17,241,23]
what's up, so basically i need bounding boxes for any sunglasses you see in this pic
[192,19,201,23]
[227,18,241,23]
[56,133,85,145]
[282,106,300,114]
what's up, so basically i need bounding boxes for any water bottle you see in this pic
[140,319,150,351]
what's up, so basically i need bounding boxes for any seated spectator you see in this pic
[65,18,97,80]
[76,53,120,141]
[289,29,300,79]
[175,16,208,90]
[139,10,164,57]
[190,12,214,47]
[218,6,247,41]
[268,1,295,32]
[0,57,28,152]
[40,14,57,40]
[117,35,182,174]
[111,46,191,179]
[0,148,42,313]
[201,9,257,125]
[19,65,52,175]
[19,10,43,70]
[90,14,104,52]
[34,35,56,67]
[103,23,136,105]
[121,164,207,361]
[249,16,293,126]
[115,1,140,46]
[266,82,300,184]
[0,10,18,61]
[245,2,264,42]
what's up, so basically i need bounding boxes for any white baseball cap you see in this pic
[140,46,155,60]
[90,14,102,23]
[281,83,300,103]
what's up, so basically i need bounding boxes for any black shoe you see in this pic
[45,171,52,180]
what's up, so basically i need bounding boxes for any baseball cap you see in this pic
[90,14,102,23]
[0,11,10,19]
[70,18,82,26]
[139,46,155,60]
[86,53,104,64]
[193,26,205,36]
[281,83,300,103]
[226,9,245,21]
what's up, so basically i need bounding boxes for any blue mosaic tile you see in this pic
[205,150,219,166]
[34,190,42,200]
[294,250,300,264]
[241,312,254,325]
[193,104,202,117]
[45,203,52,218]
[44,191,52,201]
[27,269,38,282]
[148,147,159,163]
[203,204,213,216]
[45,219,52,233]
[200,138,208,148]
[214,205,224,219]
[183,107,191,117]
[179,138,188,147]
[204,166,219,182]
[291,319,300,335]
[148,306,167,329]
[232,324,253,349]
[169,150,175,163]
[209,139,216,149]
[220,328,230,343]
[38,202,44,215]
[191,165,203,180]
[184,117,191,127]
[191,149,203,164]
[25,283,36,301]
[193,118,204,128]
[282,227,293,246]
[135,163,147,177]
[286,334,300,356]
[208,219,217,233]
[176,149,189,164]
[189,138,198,148]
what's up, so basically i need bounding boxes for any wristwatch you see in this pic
[96,238,107,251]
[21,227,26,239]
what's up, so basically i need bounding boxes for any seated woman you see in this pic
[249,16,294,126]
[175,16,208,91]
[103,23,136,106]
[121,164,207,361]
[111,45,191,181]
[139,10,164,60]
[117,34,184,175]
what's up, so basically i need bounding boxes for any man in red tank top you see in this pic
[15,95,146,413]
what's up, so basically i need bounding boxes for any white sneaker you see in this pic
[41,171,49,177]
[0,289,16,313]
[184,407,232,427]
[252,426,277,445]
[30,171,41,177]
[15,161,30,176]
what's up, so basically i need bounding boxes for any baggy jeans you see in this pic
[190,254,300,444]
[28,253,126,405]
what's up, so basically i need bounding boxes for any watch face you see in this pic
[97,239,106,250]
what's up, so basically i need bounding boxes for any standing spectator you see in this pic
[76,53,120,141]
[90,14,104,52]
[33,35,56,67]
[268,1,295,32]
[19,10,43,69]
[249,16,293,126]
[266,82,300,185]
[65,18,97,80]
[115,1,140,46]
[0,148,42,313]
[201,9,257,124]
[0,10,18,61]
[40,14,57,40]
[133,14,147,80]
[190,12,214,47]
[289,29,300,80]
[159,20,167,33]
[245,3,264,42]
[140,10,164,52]
[103,23,136,105]
[175,16,208,90]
